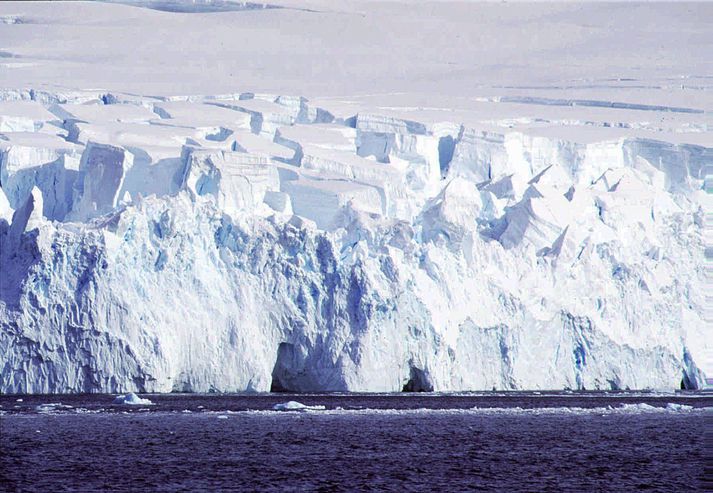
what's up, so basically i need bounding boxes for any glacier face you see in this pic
[0,88,709,394]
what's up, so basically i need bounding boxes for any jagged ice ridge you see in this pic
[0,87,708,393]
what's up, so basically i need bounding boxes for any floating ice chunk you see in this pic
[272,401,326,412]
[112,392,153,405]
[464,403,698,415]
[665,403,693,412]
[617,403,658,412]
[35,403,73,413]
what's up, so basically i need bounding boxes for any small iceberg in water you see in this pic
[273,401,326,412]
[665,403,693,412]
[113,392,153,405]
[35,403,73,413]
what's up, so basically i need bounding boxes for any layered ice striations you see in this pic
[0,89,709,394]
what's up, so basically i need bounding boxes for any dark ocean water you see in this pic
[0,392,709,492]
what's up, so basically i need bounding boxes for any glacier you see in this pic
[0,88,708,394]
[0,0,710,394]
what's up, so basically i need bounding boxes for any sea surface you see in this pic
[0,391,709,492]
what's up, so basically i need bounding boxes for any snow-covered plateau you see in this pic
[0,0,710,393]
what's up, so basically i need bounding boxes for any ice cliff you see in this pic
[0,90,708,393]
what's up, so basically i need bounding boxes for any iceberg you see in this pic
[35,402,73,413]
[273,401,326,412]
[0,87,708,394]
[0,1,710,395]
[112,393,153,406]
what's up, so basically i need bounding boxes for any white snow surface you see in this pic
[0,1,710,393]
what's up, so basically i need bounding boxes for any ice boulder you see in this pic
[448,129,509,183]
[70,142,133,221]
[354,113,442,188]
[281,174,383,230]
[528,164,572,194]
[483,174,529,202]
[263,190,293,215]
[498,185,572,251]
[112,392,153,405]
[0,135,82,220]
[421,178,483,245]
[591,167,679,243]
[35,403,73,413]
[180,149,280,216]
[623,138,712,194]
[272,401,326,412]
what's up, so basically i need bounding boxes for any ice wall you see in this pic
[0,89,708,393]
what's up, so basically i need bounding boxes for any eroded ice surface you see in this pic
[0,1,710,393]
